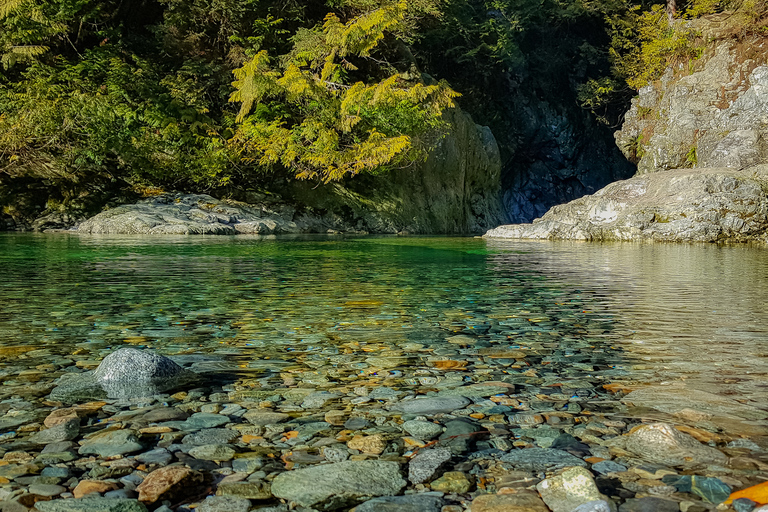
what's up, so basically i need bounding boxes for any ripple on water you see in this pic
[0,235,767,435]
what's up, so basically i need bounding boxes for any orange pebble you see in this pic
[725,481,768,505]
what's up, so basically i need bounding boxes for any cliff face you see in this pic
[71,108,506,235]
[615,21,768,174]
[501,94,635,223]
[282,108,507,234]
[485,19,768,243]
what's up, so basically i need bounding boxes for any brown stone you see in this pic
[347,434,387,455]
[137,465,204,503]
[470,492,549,512]
[324,410,346,426]
[44,409,81,428]
[73,480,119,498]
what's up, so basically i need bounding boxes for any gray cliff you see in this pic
[486,21,768,243]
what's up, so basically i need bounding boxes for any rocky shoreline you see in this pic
[1,348,767,512]
[483,166,768,243]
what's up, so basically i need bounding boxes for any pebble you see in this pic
[187,443,236,460]
[403,420,443,440]
[78,429,144,458]
[135,466,204,503]
[409,447,452,484]
[271,460,406,508]
[430,471,472,493]
[393,397,471,415]
[197,496,252,512]
[469,492,549,512]
[354,493,445,512]
[537,466,612,512]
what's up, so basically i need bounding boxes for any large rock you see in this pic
[76,194,300,235]
[72,109,505,236]
[270,460,406,510]
[49,348,196,401]
[284,109,507,234]
[615,24,768,175]
[484,166,768,243]
[623,423,728,466]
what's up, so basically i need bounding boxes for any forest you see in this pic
[0,0,765,205]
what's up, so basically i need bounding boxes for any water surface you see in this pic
[2,234,767,434]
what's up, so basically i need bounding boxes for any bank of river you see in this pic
[1,234,767,511]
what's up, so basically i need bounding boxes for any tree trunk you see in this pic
[667,0,677,24]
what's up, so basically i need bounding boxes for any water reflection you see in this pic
[487,240,768,408]
[1,233,767,434]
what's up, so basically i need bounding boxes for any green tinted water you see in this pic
[1,234,767,432]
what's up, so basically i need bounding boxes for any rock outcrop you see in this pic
[484,165,768,242]
[57,109,506,235]
[615,20,768,175]
[76,193,313,235]
[282,108,507,234]
[487,22,768,243]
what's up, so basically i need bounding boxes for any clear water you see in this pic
[2,233,768,434]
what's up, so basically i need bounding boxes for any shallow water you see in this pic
[1,233,767,435]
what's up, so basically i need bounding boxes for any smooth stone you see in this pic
[571,501,614,512]
[353,493,444,512]
[344,417,372,430]
[34,498,149,512]
[617,497,679,512]
[40,442,76,454]
[393,397,470,416]
[182,429,238,446]
[231,455,264,473]
[271,460,406,509]
[733,498,759,512]
[141,408,188,423]
[438,384,509,398]
[93,348,185,383]
[243,410,290,426]
[409,447,452,484]
[537,467,614,512]
[302,392,340,409]
[134,448,173,466]
[440,419,483,454]
[197,496,252,512]
[188,444,236,461]
[29,418,80,444]
[592,461,627,475]
[73,480,119,498]
[182,413,230,430]
[27,484,66,496]
[430,471,472,493]
[498,448,588,472]
[402,420,443,440]
[624,423,727,466]
[661,474,731,503]
[104,490,138,499]
[0,463,42,479]
[469,492,549,512]
[135,466,204,504]
[348,434,387,455]
[41,467,70,479]
[78,429,143,458]
[217,480,272,499]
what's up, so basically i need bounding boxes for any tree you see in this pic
[227,0,459,183]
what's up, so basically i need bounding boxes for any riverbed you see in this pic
[1,233,767,511]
